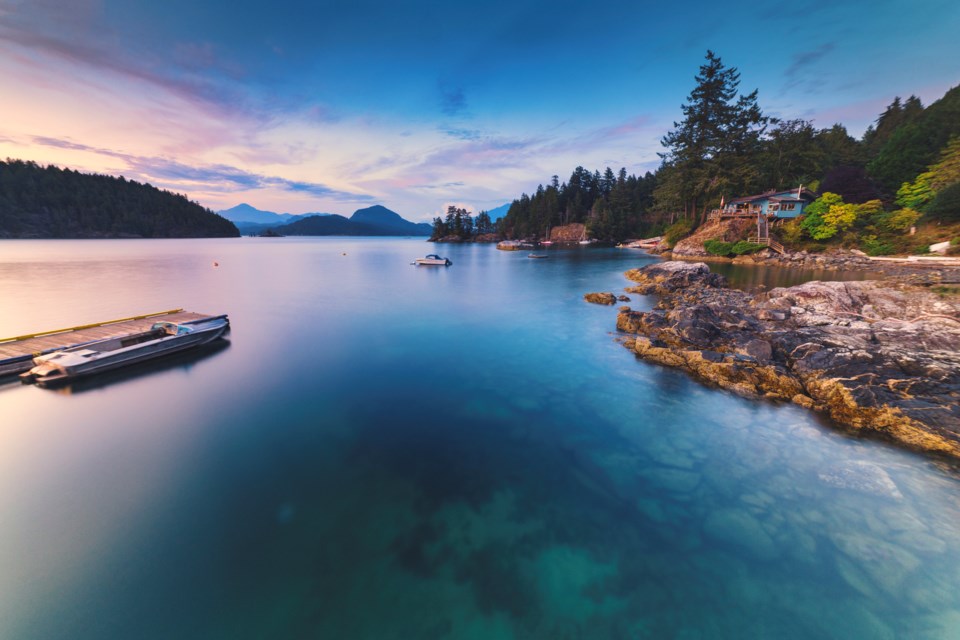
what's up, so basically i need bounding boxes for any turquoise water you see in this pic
[1,238,958,639]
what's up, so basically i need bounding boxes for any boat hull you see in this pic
[24,317,229,387]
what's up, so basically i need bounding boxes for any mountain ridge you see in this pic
[275,205,432,236]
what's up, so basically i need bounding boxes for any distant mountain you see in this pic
[0,159,239,238]
[275,205,432,236]
[349,205,432,234]
[485,203,510,221]
[277,214,356,235]
[218,203,339,235]
[218,203,329,224]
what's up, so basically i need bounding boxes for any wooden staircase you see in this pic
[748,236,786,254]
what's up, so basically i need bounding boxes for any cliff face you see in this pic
[549,223,587,242]
[612,261,960,460]
[670,219,756,257]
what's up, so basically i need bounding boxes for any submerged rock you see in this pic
[613,261,960,460]
[584,292,617,305]
[703,508,781,561]
[818,461,903,499]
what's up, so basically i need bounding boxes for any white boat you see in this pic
[20,315,230,387]
[415,254,452,266]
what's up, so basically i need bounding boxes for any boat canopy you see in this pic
[151,321,194,335]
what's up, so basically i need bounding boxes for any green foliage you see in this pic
[868,85,960,190]
[803,192,843,217]
[431,205,490,240]
[925,181,960,222]
[703,238,766,256]
[757,119,824,190]
[731,240,766,255]
[657,50,768,219]
[862,95,924,160]
[664,218,694,245]
[500,166,657,241]
[895,137,960,210]
[0,159,238,238]
[896,172,935,209]
[799,194,879,240]
[874,207,921,233]
[800,192,844,240]
[860,234,895,256]
[780,218,803,245]
[704,239,734,256]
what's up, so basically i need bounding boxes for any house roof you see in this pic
[727,187,818,205]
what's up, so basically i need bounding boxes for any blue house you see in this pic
[714,187,818,220]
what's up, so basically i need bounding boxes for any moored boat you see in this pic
[415,254,452,266]
[20,315,230,387]
[528,253,548,259]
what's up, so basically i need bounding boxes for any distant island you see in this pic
[0,160,239,239]
[219,204,433,237]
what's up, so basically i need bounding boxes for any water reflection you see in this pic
[45,339,231,395]
[707,260,881,291]
[0,239,957,640]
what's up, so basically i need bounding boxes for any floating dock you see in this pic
[0,309,217,377]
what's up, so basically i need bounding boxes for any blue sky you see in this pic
[1,0,958,220]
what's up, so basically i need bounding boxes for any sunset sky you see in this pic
[1,0,958,221]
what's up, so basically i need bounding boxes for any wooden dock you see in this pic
[0,309,216,377]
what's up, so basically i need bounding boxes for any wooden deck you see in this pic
[0,309,215,376]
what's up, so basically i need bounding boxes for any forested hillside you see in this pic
[498,168,657,241]
[0,160,239,238]
[497,51,959,249]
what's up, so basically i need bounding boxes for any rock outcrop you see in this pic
[615,261,960,459]
[670,219,755,257]
[549,223,588,243]
[584,292,618,305]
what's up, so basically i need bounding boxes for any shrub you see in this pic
[704,239,734,256]
[664,218,694,245]
[780,219,803,245]
[860,234,895,256]
[730,240,766,255]
[875,207,921,232]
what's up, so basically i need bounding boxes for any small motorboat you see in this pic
[415,254,452,266]
[527,253,548,259]
[20,315,230,387]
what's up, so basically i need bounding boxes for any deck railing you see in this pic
[748,236,785,254]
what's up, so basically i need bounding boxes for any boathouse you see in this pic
[711,187,818,220]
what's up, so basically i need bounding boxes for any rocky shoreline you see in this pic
[602,261,960,461]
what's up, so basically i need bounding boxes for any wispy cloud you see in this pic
[29,136,373,200]
[440,127,483,141]
[408,181,466,190]
[783,43,836,91]
[438,82,468,116]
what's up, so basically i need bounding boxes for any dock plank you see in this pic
[0,311,220,376]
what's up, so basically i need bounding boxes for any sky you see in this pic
[1,0,958,221]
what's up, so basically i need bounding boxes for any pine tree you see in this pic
[656,51,768,222]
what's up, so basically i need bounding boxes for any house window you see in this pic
[781,203,796,211]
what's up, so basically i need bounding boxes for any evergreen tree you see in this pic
[868,84,960,190]
[656,50,768,222]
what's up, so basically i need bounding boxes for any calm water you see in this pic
[1,238,959,639]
